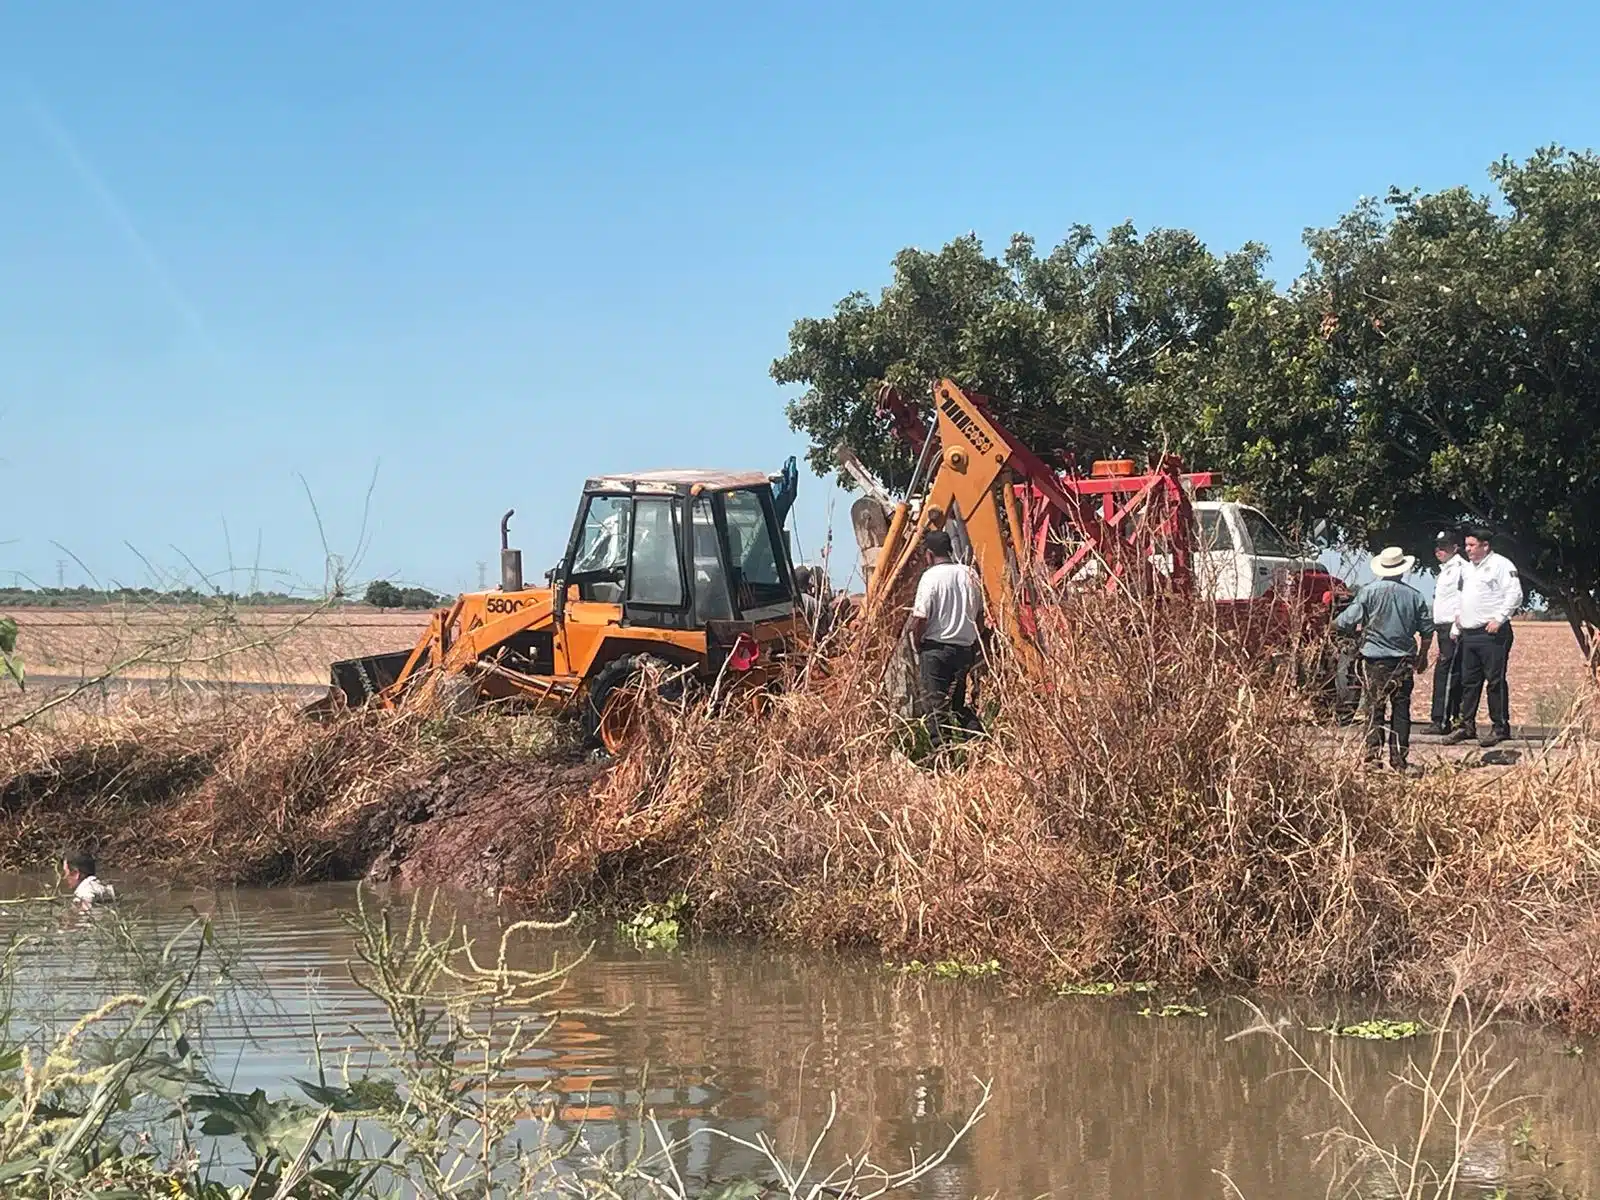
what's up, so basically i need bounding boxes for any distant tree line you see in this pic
[775,147,1600,651]
[0,582,445,611]
[0,586,321,609]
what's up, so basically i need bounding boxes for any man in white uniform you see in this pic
[907,530,985,747]
[1428,531,1466,734]
[1442,527,1523,748]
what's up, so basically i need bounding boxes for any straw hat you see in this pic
[1370,546,1415,579]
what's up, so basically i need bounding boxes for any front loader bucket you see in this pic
[301,650,415,719]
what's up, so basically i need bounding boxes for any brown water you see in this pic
[4,879,1598,1198]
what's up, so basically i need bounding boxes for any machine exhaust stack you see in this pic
[499,509,523,591]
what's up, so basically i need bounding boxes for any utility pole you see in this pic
[56,560,66,590]
[476,561,487,591]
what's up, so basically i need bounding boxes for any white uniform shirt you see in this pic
[911,561,984,646]
[1432,553,1466,626]
[1455,551,1523,631]
[73,875,115,906]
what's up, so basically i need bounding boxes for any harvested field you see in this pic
[12,605,1589,726]
[1508,620,1594,726]
[14,605,431,688]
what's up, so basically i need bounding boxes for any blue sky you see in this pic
[3,1,1594,597]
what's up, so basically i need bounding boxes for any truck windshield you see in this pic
[721,489,789,611]
[573,495,630,573]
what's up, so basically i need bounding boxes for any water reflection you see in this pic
[0,879,1593,1197]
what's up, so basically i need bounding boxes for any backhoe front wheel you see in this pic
[581,655,687,754]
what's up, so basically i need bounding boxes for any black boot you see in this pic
[1441,725,1475,745]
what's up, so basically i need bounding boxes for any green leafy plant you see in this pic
[1058,980,1156,996]
[1139,1002,1209,1019]
[1310,1017,1425,1040]
[619,892,689,950]
[894,958,1000,979]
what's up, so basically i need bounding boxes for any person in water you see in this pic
[61,849,115,907]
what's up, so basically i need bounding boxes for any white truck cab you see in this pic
[1193,500,1310,601]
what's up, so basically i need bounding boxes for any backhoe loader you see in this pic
[313,468,807,751]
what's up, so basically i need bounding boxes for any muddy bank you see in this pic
[0,707,603,891]
[363,758,604,891]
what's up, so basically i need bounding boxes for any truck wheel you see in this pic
[582,655,687,753]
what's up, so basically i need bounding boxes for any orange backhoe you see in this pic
[313,468,808,751]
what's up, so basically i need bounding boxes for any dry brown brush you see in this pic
[520,593,1600,1023]
[0,697,587,887]
[5,591,1600,1023]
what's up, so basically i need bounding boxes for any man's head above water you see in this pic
[62,849,96,889]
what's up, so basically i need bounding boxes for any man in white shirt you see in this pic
[62,849,115,908]
[1442,527,1523,748]
[1428,531,1467,734]
[907,529,985,747]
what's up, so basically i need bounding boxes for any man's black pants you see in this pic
[1362,656,1416,766]
[1429,623,1461,726]
[918,639,979,747]
[1458,624,1513,735]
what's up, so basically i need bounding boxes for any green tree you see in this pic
[398,586,442,609]
[774,151,1600,652]
[1194,148,1600,646]
[773,224,1268,490]
[364,579,403,609]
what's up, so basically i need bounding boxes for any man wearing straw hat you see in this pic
[1334,546,1435,772]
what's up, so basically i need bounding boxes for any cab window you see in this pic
[721,489,788,610]
[691,499,734,621]
[626,497,684,606]
[571,494,631,601]
[1240,508,1295,558]
[1196,508,1234,552]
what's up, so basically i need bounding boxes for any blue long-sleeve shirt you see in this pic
[1334,578,1433,659]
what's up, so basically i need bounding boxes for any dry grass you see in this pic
[4,591,1600,1027]
[0,696,579,886]
[516,593,1600,1025]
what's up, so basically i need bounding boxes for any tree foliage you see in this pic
[774,224,1267,490]
[364,580,441,610]
[774,149,1600,643]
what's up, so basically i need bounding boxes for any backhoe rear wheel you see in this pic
[581,654,687,754]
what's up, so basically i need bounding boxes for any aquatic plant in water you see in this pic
[619,892,688,950]
[893,958,1000,979]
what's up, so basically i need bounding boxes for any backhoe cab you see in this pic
[320,469,806,752]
